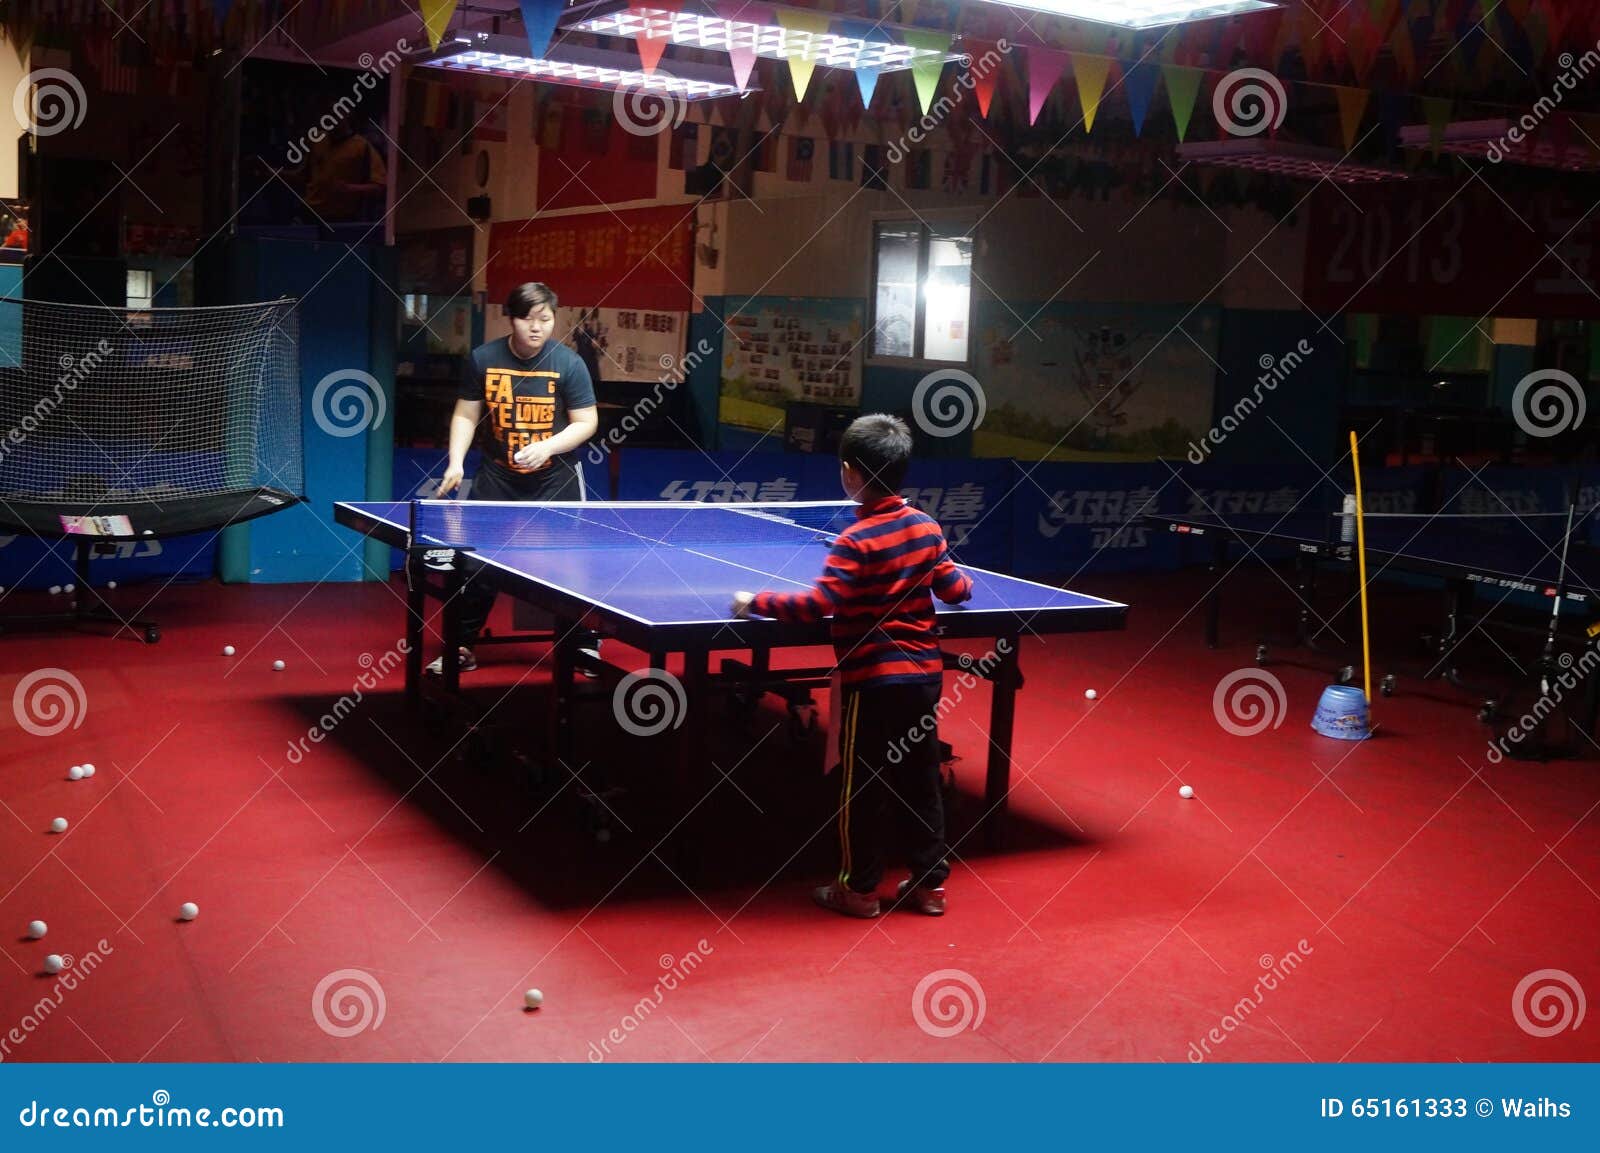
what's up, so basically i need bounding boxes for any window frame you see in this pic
[866,214,977,369]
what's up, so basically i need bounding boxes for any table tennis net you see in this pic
[412,501,858,552]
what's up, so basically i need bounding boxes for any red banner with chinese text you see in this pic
[486,205,695,311]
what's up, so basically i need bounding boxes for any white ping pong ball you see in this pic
[272,660,285,671]
[1179,785,1195,800]
[43,954,64,974]
[1084,689,1097,700]
[49,818,67,833]
[179,902,199,921]
[68,766,84,780]
[81,764,95,778]
[27,920,46,939]
[524,989,544,1009]
[223,645,235,656]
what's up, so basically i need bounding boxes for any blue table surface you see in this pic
[339,500,1125,627]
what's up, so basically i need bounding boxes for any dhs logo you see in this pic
[422,548,458,572]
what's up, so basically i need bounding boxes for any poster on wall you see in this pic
[718,296,865,432]
[973,302,1219,460]
[556,306,687,384]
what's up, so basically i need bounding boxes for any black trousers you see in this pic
[456,462,590,649]
[834,680,950,894]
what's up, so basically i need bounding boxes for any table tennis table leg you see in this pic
[983,635,1023,849]
[404,552,424,704]
[1204,534,1224,648]
[441,566,464,698]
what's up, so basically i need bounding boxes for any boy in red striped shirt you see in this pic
[733,414,973,917]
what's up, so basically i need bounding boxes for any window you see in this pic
[870,220,973,363]
[127,269,153,310]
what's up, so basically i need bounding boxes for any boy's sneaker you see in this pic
[424,647,477,676]
[812,883,880,919]
[895,879,946,916]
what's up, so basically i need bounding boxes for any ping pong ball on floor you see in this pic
[1179,785,1195,800]
[107,581,117,589]
[272,660,285,671]
[223,645,235,656]
[82,764,95,778]
[64,583,74,594]
[48,585,60,595]
[27,921,46,939]
[179,902,199,921]
[1084,689,1097,700]
[524,989,543,1009]
[43,954,64,974]
[68,766,84,780]
[49,818,67,833]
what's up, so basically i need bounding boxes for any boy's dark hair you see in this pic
[839,413,913,494]
[505,282,558,319]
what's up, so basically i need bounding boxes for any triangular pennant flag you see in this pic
[1162,64,1203,142]
[519,0,563,56]
[1025,45,1068,125]
[1421,95,1452,156]
[729,44,757,91]
[776,8,830,102]
[1122,60,1156,136]
[1071,53,1111,133]
[629,0,684,72]
[856,65,881,109]
[420,0,458,50]
[1334,86,1371,152]
[963,40,999,117]
[904,30,951,115]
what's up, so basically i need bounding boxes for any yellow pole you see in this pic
[1349,430,1372,703]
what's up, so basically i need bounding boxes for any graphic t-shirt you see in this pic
[460,337,596,488]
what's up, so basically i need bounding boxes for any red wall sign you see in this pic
[1304,180,1600,319]
[486,205,695,311]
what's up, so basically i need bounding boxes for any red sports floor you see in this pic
[2,567,1597,1063]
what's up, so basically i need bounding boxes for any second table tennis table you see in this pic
[1147,508,1600,722]
[335,499,1129,843]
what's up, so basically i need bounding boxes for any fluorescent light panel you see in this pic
[1177,140,1409,183]
[974,1,1277,29]
[427,49,742,97]
[1398,119,1600,172]
[570,9,949,72]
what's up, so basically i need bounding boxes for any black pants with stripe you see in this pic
[457,460,587,649]
[835,680,950,894]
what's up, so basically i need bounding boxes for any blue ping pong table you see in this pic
[335,499,1128,839]
[1147,508,1600,718]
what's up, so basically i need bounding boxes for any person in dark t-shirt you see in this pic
[430,281,599,674]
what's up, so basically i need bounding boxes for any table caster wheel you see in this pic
[1254,644,1268,664]
[144,626,161,644]
[1477,700,1498,724]
[1337,665,1355,685]
[1380,674,1396,697]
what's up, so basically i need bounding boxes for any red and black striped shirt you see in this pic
[750,494,974,687]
